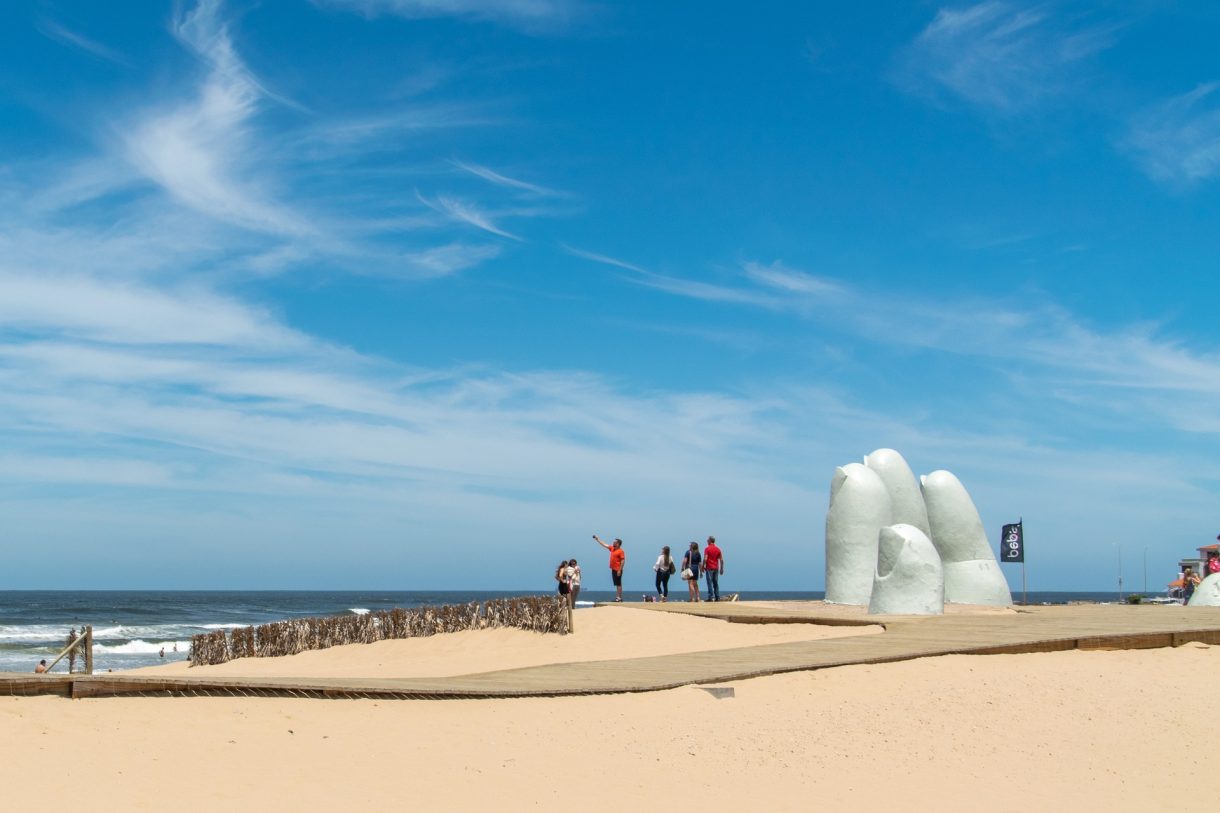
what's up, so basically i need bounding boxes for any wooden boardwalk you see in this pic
[4,602,1220,700]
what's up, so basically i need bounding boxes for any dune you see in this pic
[128,605,882,679]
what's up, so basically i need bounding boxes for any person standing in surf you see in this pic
[593,535,626,602]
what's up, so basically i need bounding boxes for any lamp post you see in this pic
[1143,547,1148,595]
[1115,543,1123,601]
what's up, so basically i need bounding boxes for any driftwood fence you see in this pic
[189,595,571,667]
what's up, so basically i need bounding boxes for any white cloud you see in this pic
[420,193,522,240]
[451,159,566,197]
[743,260,843,297]
[0,272,297,347]
[569,250,1220,439]
[121,0,309,236]
[401,242,502,278]
[1121,83,1220,185]
[562,245,650,274]
[314,0,585,30]
[36,18,129,65]
[898,1,1114,112]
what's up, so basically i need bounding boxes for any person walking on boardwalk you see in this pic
[682,541,702,602]
[653,545,676,602]
[703,536,725,602]
[567,559,582,606]
[594,535,627,602]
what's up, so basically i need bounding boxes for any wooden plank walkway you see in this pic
[4,603,1220,701]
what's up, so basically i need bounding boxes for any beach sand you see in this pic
[130,605,883,679]
[3,604,1207,811]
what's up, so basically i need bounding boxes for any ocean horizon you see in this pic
[0,589,1154,674]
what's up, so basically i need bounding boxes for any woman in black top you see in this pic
[683,541,702,603]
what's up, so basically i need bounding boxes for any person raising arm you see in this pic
[593,535,627,602]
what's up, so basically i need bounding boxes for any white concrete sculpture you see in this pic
[1187,574,1220,606]
[920,470,1012,606]
[868,524,944,615]
[825,463,893,605]
[864,448,931,537]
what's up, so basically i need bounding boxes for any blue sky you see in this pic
[2,0,1219,591]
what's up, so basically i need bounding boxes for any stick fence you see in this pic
[189,595,571,667]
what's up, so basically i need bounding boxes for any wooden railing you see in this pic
[44,626,93,675]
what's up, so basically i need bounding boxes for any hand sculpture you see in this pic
[825,448,1012,614]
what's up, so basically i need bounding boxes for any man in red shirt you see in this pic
[702,536,725,601]
[594,535,627,602]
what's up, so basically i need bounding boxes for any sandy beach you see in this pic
[3,604,1208,811]
[132,605,884,679]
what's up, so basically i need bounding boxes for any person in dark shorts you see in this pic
[556,561,571,598]
[682,541,702,602]
[594,535,627,602]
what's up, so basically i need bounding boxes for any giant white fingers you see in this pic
[868,524,944,615]
[920,470,1012,606]
[864,448,930,537]
[825,463,893,605]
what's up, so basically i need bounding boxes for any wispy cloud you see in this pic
[36,0,526,284]
[419,193,522,240]
[122,0,309,236]
[36,18,130,65]
[562,245,649,274]
[742,261,843,297]
[897,1,1115,112]
[313,0,587,31]
[451,159,566,197]
[401,242,502,278]
[566,247,837,309]
[1121,83,1220,186]
[0,272,299,347]
[591,250,1220,438]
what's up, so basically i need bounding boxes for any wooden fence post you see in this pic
[84,625,93,675]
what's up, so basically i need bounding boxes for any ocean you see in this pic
[0,589,1137,674]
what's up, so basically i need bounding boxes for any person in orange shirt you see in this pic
[593,534,627,602]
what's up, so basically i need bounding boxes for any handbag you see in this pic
[680,555,693,580]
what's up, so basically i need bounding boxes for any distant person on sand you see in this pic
[1183,567,1201,603]
[703,536,724,602]
[556,561,571,599]
[653,545,676,602]
[34,659,48,674]
[567,559,582,606]
[594,535,626,602]
[682,541,702,602]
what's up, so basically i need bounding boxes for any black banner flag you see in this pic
[1000,522,1024,563]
